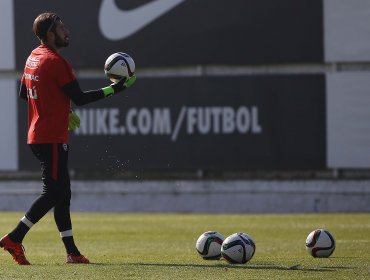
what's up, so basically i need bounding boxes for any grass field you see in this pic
[0,212,369,279]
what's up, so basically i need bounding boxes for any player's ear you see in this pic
[47,30,55,39]
[45,30,55,44]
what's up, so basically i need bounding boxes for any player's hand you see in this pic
[111,74,137,93]
[123,74,136,89]
[102,75,137,97]
[68,110,80,131]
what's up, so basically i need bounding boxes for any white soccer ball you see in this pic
[104,52,135,83]
[221,233,256,264]
[305,229,336,258]
[196,231,225,260]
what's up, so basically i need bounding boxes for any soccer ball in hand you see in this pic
[305,229,336,258]
[104,52,135,83]
[221,233,256,264]
[196,231,225,260]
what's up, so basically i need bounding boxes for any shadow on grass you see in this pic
[89,262,354,272]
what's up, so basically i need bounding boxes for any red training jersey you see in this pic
[21,44,76,144]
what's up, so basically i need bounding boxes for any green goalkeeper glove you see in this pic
[68,110,80,131]
[102,74,137,97]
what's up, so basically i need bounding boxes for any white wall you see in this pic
[0,78,18,170]
[0,0,17,170]
[0,0,14,70]
[325,0,370,168]
[324,0,370,62]
[1,180,369,213]
[327,73,370,168]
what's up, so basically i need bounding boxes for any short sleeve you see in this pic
[50,57,76,87]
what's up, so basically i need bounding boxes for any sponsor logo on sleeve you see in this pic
[25,56,40,70]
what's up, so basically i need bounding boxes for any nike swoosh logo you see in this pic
[99,0,186,41]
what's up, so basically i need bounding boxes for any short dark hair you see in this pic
[32,12,60,40]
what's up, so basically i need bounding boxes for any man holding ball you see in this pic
[0,12,136,265]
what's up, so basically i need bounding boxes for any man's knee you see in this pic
[42,179,71,202]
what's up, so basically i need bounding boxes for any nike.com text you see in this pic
[74,106,262,141]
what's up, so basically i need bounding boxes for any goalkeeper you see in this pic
[0,12,135,265]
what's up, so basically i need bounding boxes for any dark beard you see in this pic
[54,33,69,48]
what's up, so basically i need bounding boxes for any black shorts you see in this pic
[29,143,70,191]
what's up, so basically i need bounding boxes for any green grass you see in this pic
[0,212,369,279]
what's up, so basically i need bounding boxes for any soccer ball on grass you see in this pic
[305,229,335,258]
[221,232,256,264]
[196,231,225,260]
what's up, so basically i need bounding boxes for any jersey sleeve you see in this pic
[50,56,76,87]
